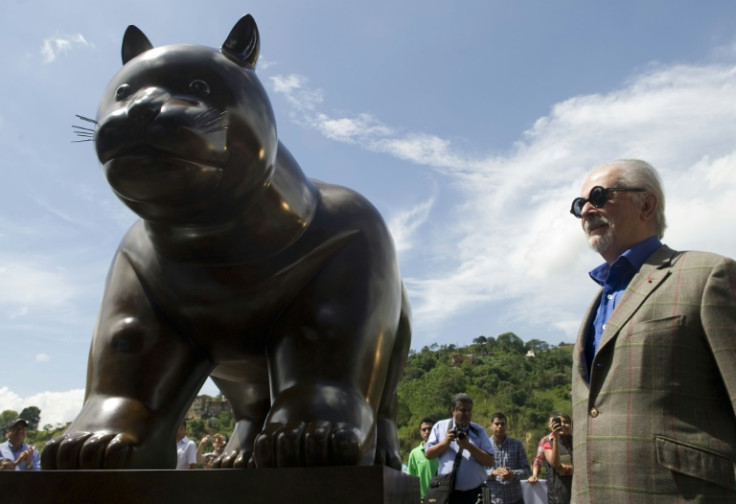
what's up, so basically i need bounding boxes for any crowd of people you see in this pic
[406,393,572,504]
[173,420,229,470]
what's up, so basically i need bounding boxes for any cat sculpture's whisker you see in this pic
[75,114,99,124]
[195,108,227,133]
[204,125,228,134]
[72,114,98,143]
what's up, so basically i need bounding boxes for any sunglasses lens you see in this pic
[588,186,607,208]
[570,186,609,217]
[571,198,586,217]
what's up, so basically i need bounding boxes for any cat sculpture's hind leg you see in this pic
[252,195,406,468]
[208,373,270,468]
[374,286,411,469]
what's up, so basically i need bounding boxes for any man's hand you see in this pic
[456,431,471,450]
[499,467,514,480]
[458,436,494,467]
[492,467,514,480]
[15,447,35,468]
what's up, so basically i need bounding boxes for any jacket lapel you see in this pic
[596,245,677,353]
[575,295,600,383]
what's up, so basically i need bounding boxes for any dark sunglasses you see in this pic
[570,186,646,218]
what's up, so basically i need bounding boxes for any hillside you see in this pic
[397,333,573,466]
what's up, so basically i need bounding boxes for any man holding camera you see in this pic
[426,393,495,504]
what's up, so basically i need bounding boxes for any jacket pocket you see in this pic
[656,435,736,489]
[627,314,685,336]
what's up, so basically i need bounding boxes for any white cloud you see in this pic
[270,74,324,113]
[41,34,93,63]
[35,353,50,363]
[0,259,80,319]
[0,387,83,428]
[387,194,436,253]
[271,62,736,343]
[316,113,393,143]
[270,75,480,173]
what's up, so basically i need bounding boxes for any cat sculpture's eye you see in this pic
[189,79,210,97]
[115,84,131,101]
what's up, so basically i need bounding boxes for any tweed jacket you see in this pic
[572,245,736,503]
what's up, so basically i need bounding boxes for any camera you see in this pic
[552,416,562,428]
[456,429,467,440]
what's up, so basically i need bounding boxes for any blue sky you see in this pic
[3,0,736,427]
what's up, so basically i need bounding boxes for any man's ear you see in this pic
[640,192,658,222]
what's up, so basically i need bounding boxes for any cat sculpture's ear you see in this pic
[222,14,260,68]
[122,25,154,65]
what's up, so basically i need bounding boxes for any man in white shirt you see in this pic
[175,420,197,469]
[426,393,495,504]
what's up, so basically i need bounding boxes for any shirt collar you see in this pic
[8,440,26,453]
[589,236,661,286]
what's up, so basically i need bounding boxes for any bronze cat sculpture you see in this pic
[41,14,410,470]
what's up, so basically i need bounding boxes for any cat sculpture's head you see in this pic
[94,15,277,224]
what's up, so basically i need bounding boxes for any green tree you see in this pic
[20,406,41,431]
[496,332,525,354]
[0,410,19,434]
[525,339,551,354]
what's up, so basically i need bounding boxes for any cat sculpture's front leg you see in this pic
[42,250,211,469]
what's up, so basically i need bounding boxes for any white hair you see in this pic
[592,159,667,239]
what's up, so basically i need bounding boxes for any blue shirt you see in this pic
[0,440,41,471]
[585,236,662,369]
[426,419,494,491]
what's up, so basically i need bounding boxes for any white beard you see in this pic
[588,228,613,255]
[585,216,613,255]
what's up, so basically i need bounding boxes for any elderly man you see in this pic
[425,393,495,504]
[570,159,736,502]
[0,418,40,471]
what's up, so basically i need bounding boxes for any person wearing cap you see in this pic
[0,418,40,471]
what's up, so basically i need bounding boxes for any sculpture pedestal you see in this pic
[1,466,418,504]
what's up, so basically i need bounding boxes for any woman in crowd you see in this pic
[542,412,573,504]
[197,433,228,468]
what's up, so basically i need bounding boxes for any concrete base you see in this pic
[1,465,419,504]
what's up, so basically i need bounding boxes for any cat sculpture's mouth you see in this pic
[103,147,224,204]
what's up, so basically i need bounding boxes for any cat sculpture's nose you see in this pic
[127,87,169,123]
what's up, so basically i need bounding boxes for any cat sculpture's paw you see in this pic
[252,385,375,467]
[254,420,365,467]
[41,431,137,469]
[374,418,402,470]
